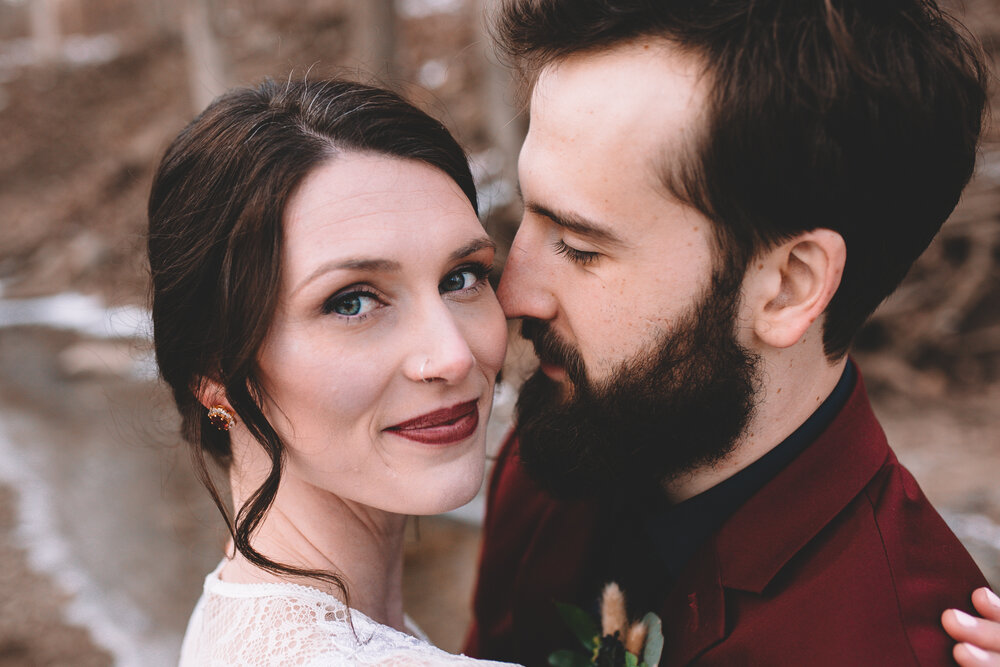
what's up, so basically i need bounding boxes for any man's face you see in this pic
[498,41,760,496]
[498,41,721,384]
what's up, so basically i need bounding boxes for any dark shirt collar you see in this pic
[643,360,858,579]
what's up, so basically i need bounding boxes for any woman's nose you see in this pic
[405,304,476,385]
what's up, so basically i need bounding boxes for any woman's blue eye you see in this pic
[440,268,481,293]
[326,292,379,317]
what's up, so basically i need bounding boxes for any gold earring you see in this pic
[207,405,236,431]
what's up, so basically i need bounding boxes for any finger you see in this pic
[972,589,1000,623]
[944,609,1000,652]
[954,643,1000,667]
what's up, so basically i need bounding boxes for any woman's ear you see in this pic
[194,377,239,432]
[193,376,230,412]
[742,229,846,349]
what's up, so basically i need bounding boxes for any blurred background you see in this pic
[0,0,997,664]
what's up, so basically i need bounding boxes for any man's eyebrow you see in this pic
[450,237,497,262]
[293,258,401,295]
[525,202,626,247]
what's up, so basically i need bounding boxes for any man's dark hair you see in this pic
[493,0,989,358]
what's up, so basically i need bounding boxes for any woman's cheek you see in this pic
[316,355,388,418]
[473,297,508,377]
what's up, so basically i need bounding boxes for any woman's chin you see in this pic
[404,467,486,516]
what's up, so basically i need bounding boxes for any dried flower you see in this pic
[625,620,647,656]
[550,582,664,667]
[601,583,627,638]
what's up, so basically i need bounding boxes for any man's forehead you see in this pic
[520,40,707,218]
[529,40,707,149]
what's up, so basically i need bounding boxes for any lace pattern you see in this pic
[178,561,515,666]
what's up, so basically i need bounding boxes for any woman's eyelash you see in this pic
[462,261,494,281]
[552,240,600,265]
[440,261,494,294]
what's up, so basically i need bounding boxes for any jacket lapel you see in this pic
[715,371,888,594]
[659,545,727,666]
[660,369,890,665]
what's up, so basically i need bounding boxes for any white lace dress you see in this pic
[179,561,515,666]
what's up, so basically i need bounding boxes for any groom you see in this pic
[464,0,991,664]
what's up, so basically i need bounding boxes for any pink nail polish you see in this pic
[965,643,990,661]
[955,610,978,628]
[985,588,1000,609]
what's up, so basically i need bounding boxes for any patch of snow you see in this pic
[0,292,152,340]
[0,33,120,70]
[396,0,465,19]
[943,510,1000,554]
[62,34,120,66]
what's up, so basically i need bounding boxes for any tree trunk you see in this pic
[29,0,61,65]
[476,0,526,233]
[137,0,177,36]
[354,0,396,81]
[181,0,229,113]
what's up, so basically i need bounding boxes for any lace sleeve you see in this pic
[180,572,517,666]
[304,647,514,666]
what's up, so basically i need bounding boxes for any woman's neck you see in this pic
[222,471,409,632]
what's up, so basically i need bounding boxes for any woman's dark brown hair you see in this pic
[147,78,478,599]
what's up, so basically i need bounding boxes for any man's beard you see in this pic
[514,268,761,499]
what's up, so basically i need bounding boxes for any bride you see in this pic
[148,78,513,665]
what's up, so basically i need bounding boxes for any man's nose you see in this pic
[497,223,559,322]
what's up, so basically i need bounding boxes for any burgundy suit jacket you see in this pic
[465,372,987,666]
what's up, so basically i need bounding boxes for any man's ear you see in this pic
[742,229,846,349]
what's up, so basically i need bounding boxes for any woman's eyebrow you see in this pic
[293,258,402,295]
[450,237,497,262]
[291,238,495,296]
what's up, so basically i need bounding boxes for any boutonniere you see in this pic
[550,583,664,667]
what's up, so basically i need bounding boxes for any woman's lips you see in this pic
[385,399,480,445]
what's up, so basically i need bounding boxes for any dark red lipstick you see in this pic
[386,400,480,445]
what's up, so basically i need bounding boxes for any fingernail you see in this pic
[965,644,990,661]
[954,610,978,628]
[985,588,1000,608]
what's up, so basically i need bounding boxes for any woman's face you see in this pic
[255,153,507,515]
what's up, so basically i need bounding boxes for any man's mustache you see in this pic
[519,318,587,383]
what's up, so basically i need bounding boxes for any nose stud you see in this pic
[420,358,432,383]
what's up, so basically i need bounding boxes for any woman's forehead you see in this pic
[281,155,484,285]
